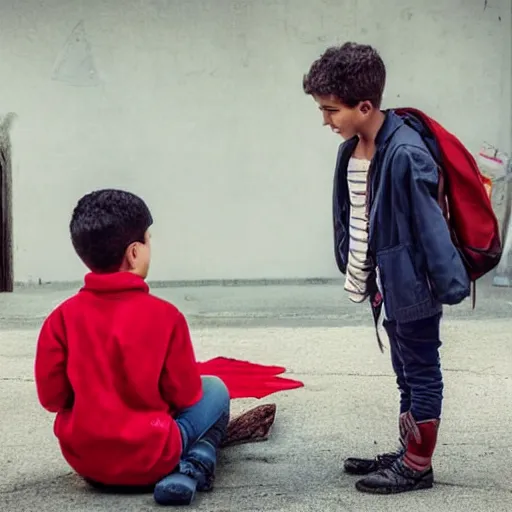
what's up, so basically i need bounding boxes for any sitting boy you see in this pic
[34,188,230,506]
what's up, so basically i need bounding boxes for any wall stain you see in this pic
[400,8,413,21]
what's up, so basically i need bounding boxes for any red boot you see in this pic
[402,412,440,471]
[355,412,439,494]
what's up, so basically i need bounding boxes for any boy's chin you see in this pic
[336,129,355,141]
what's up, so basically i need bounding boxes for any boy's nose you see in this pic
[322,112,330,126]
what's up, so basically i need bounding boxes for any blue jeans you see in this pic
[85,376,229,493]
[175,375,230,457]
[153,377,230,504]
[384,313,443,422]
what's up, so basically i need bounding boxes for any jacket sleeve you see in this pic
[160,312,203,412]
[394,145,470,305]
[34,309,74,413]
[333,138,357,274]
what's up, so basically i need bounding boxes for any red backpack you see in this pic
[394,108,502,298]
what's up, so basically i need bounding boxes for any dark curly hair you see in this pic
[303,42,386,108]
[70,189,153,273]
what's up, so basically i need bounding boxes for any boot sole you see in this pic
[355,478,433,495]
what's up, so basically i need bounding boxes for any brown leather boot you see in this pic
[355,413,439,494]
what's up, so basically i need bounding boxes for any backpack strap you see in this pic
[370,298,385,353]
[368,272,385,353]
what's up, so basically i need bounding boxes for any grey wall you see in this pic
[1,0,510,283]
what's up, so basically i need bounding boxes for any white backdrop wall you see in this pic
[0,0,510,283]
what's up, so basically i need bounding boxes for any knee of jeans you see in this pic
[201,376,230,407]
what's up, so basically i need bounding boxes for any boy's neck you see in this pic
[355,110,386,160]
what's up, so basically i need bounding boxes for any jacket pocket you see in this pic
[377,244,434,320]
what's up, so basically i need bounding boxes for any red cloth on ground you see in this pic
[197,357,304,399]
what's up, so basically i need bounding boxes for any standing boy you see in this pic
[302,43,470,494]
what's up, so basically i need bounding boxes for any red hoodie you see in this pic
[34,272,203,486]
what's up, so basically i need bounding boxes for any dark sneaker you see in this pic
[355,457,433,494]
[344,448,404,475]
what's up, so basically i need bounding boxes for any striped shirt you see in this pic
[344,157,372,303]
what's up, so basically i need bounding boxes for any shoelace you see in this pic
[376,448,403,464]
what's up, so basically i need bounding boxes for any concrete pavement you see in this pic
[1,280,512,511]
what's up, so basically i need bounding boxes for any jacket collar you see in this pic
[81,271,149,294]
[340,110,404,157]
[375,110,404,147]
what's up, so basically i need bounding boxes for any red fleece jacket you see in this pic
[34,272,203,486]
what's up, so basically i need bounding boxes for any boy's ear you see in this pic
[359,100,373,115]
[125,242,138,268]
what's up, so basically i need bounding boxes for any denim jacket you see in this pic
[333,111,470,324]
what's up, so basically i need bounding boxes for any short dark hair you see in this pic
[70,189,153,272]
[303,42,386,108]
